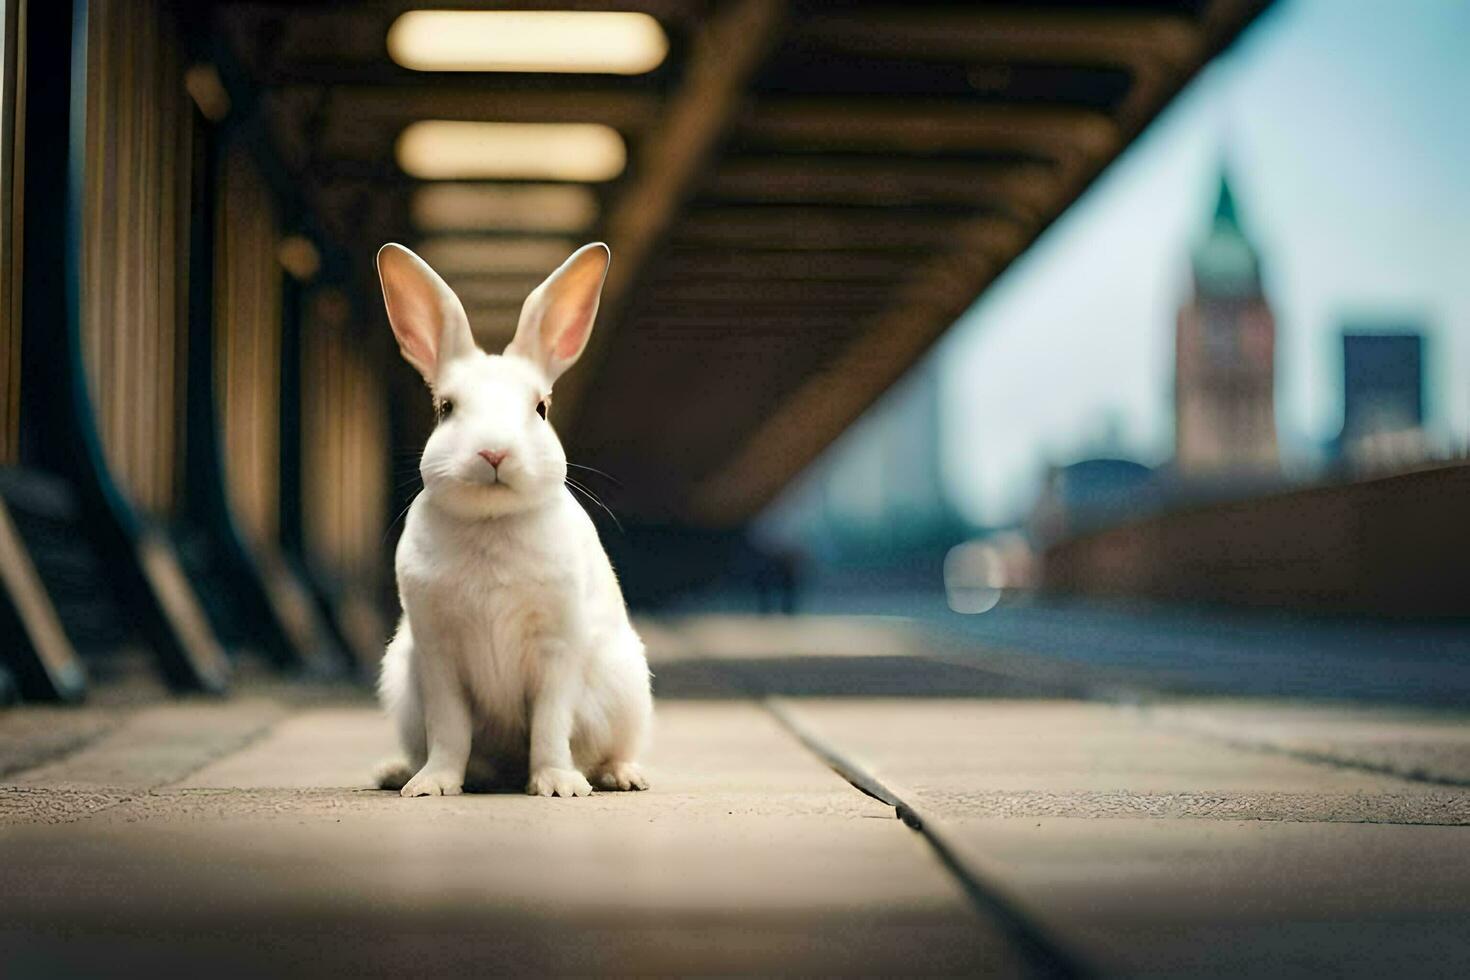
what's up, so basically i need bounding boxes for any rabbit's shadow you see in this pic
[463,764,531,795]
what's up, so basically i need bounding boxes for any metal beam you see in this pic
[737,101,1118,177]
[307,86,660,130]
[0,498,86,701]
[639,280,899,307]
[705,157,1059,215]
[648,250,931,283]
[672,208,1023,254]
[558,0,788,432]
[792,8,1201,69]
[622,311,864,328]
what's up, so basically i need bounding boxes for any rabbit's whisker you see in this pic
[382,489,422,543]
[565,478,623,532]
[565,461,624,487]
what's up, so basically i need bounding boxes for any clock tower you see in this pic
[1174,172,1278,474]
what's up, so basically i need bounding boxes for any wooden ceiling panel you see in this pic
[670,206,1017,253]
[704,156,1059,214]
[735,100,1119,171]
[756,49,1139,113]
[648,250,948,284]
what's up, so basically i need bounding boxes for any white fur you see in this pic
[374,242,652,798]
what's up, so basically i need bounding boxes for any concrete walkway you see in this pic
[3,615,1468,977]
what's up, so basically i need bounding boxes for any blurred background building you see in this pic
[1173,172,1277,477]
[1336,329,1431,470]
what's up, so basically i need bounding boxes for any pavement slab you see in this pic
[937,818,1470,978]
[780,698,1470,978]
[779,700,1440,801]
[0,699,1024,977]
[1148,701,1470,785]
[7,698,289,792]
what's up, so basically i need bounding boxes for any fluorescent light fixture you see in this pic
[415,236,576,277]
[397,121,626,182]
[387,10,668,75]
[411,183,598,233]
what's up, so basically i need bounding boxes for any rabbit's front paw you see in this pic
[592,761,649,792]
[400,767,464,798]
[527,767,594,798]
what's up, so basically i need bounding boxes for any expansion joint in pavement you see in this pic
[762,697,1094,980]
[1145,711,1470,789]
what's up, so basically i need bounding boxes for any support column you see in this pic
[17,0,228,693]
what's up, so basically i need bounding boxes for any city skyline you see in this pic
[931,0,1470,526]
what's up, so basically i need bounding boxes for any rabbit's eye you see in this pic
[536,399,549,420]
[437,398,455,421]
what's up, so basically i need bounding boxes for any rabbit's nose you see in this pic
[478,449,509,469]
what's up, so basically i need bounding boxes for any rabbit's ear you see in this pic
[376,243,476,384]
[506,242,610,384]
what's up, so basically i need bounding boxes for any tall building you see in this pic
[1335,328,1430,469]
[1174,172,1278,474]
[1340,330,1424,442]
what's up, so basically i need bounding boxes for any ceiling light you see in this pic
[411,183,598,233]
[397,121,626,182]
[387,10,668,75]
[414,236,576,277]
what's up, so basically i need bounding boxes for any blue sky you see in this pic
[929,0,1470,525]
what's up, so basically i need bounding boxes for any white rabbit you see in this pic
[373,241,652,798]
